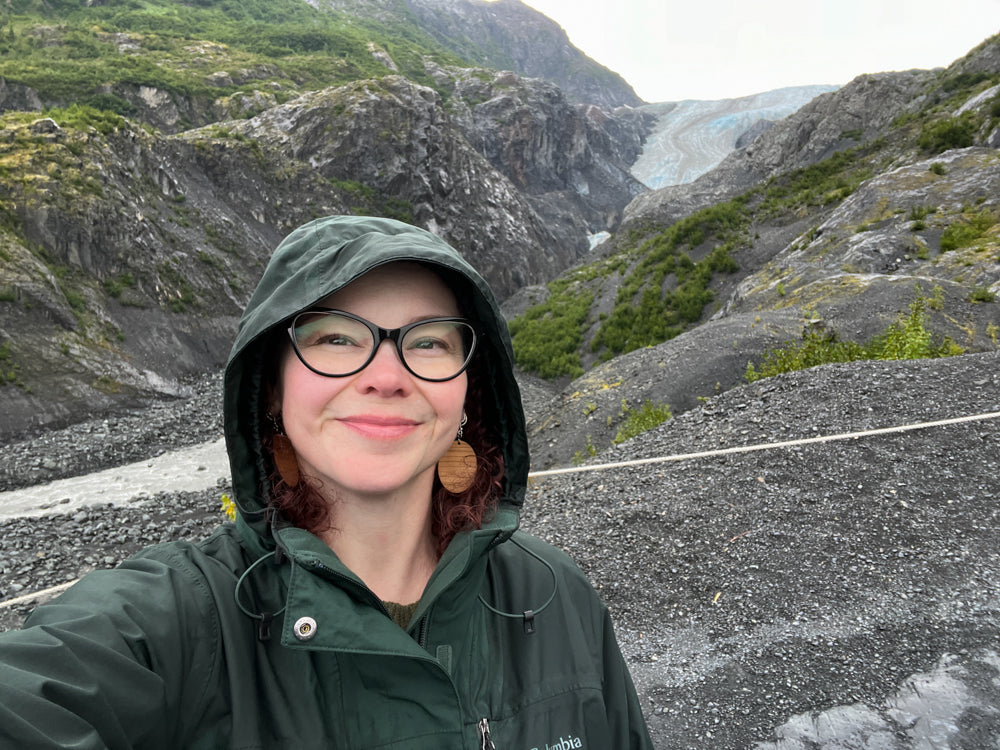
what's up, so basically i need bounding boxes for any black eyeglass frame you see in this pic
[286,308,479,383]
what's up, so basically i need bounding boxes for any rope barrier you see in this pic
[2,409,999,611]
[528,410,1000,479]
[0,581,76,611]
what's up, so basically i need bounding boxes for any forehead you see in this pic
[318,261,460,317]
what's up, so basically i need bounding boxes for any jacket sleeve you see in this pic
[600,605,655,750]
[0,551,223,749]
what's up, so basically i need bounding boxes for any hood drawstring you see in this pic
[235,546,288,642]
[478,537,558,635]
[235,507,291,642]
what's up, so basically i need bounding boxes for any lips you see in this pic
[338,414,421,440]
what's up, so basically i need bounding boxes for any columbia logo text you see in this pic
[530,736,583,750]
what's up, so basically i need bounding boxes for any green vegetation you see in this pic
[510,142,885,380]
[745,289,963,382]
[102,272,134,299]
[939,208,997,252]
[571,435,598,465]
[589,201,743,359]
[0,341,22,386]
[969,286,997,303]
[918,112,978,154]
[613,399,672,445]
[157,261,197,312]
[330,179,413,224]
[45,104,123,135]
[508,280,593,378]
[0,0,467,112]
[757,146,873,215]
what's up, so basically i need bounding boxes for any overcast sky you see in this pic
[508,0,1000,102]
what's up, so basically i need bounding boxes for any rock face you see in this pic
[0,68,649,439]
[517,35,1000,470]
[402,0,644,109]
[442,69,651,238]
[624,70,932,227]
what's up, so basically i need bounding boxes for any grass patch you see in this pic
[613,399,672,444]
[940,208,997,252]
[745,288,962,382]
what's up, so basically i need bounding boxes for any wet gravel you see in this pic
[0,372,224,492]
[2,351,1000,748]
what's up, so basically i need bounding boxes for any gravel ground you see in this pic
[0,372,225,492]
[1,351,999,748]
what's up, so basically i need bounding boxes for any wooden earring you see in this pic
[437,413,477,494]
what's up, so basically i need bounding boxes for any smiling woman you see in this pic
[0,215,653,750]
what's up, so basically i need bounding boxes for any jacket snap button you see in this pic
[293,616,317,641]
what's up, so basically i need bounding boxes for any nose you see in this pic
[354,339,411,394]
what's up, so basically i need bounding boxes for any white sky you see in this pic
[508,0,1000,102]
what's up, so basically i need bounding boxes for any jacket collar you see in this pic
[269,506,519,653]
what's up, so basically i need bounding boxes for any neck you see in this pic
[319,483,439,604]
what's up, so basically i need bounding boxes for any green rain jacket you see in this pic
[0,216,653,750]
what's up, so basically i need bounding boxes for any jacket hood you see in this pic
[223,215,528,544]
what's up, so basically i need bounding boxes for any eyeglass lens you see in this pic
[292,312,474,380]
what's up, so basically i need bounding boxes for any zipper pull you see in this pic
[478,717,496,750]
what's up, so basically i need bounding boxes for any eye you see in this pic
[294,314,370,349]
[316,332,361,347]
[409,335,450,351]
[404,321,466,358]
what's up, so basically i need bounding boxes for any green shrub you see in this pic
[590,206,742,359]
[45,104,123,135]
[102,272,134,299]
[745,331,865,381]
[940,209,996,252]
[969,286,997,303]
[613,399,672,444]
[509,286,593,379]
[572,435,598,465]
[0,341,21,386]
[917,113,978,154]
[745,289,961,381]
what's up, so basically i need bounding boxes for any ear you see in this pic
[266,378,283,418]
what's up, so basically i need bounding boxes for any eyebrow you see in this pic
[307,307,463,327]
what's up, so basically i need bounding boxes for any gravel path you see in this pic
[2,351,999,748]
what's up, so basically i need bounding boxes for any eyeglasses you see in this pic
[287,309,477,382]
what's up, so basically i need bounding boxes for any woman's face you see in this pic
[275,262,468,502]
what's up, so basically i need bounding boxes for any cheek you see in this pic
[439,377,468,426]
[277,355,332,424]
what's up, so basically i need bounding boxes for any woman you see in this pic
[0,215,653,749]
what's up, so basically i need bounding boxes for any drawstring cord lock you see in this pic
[257,611,274,642]
[522,610,535,635]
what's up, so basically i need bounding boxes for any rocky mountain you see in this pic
[0,0,997,471]
[397,0,644,109]
[0,0,649,439]
[509,35,1000,469]
[631,85,839,189]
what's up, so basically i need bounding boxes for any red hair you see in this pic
[264,355,505,556]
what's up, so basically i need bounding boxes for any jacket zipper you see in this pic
[478,717,496,750]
